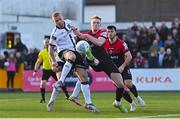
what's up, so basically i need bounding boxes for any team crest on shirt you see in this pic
[51,36,57,40]
[109,49,113,54]
[67,24,71,29]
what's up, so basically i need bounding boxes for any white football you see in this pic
[76,40,90,54]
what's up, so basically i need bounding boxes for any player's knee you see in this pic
[125,81,133,88]
[65,52,76,61]
[40,80,46,88]
[79,73,88,82]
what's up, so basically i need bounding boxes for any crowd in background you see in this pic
[120,17,180,68]
[1,17,180,70]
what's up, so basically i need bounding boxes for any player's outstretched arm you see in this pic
[48,45,58,72]
[85,34,105,47]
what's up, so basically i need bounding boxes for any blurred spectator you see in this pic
[14,38,28,53]
[171,28,180,58]
[128,37,139,58]
[0,54,5,69]
[149,40,159,56]
[3,51,9,62]
[149,21,158,31]
[163,48,176,68]
[5,51,17,91]
[148,52,159,68]
[14,38,28,61]
[138,32,151,59]
[26,48,39,70]
[148,26,160,45]
[157,47,166,68]
[164,34,176,56]
[15,52,23,72]
[157,21,169,47]
[132,52,145,68]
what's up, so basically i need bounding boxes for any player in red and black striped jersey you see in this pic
[72,16,128,113]
[103,25,145,108]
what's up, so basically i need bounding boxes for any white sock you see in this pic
[130,101,135,105]
[71,80,81,98]
[49,88,59,102]
[136,96,141,100]
[115,100,121,106]
[60,61,73,83]
[81,84,92,104]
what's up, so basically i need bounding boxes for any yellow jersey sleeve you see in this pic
[37,49,52,70]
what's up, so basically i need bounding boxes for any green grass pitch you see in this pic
[0,92,180,118]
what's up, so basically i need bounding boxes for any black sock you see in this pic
[61,85,70,99]
[116,88,124,101]
[123,91,133,103]
[40,88,45,100]
[129,84,138,97]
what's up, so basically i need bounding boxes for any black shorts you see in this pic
[42,69,58,81]
[58,49,89,69]
[121,67,132,80]
[90,55,119,77]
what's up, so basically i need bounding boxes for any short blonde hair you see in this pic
[90,15,102,21]
[52,12,61,18]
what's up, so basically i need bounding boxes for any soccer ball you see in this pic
[76,40,90,54]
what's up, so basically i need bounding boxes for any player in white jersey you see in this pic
[47,12,99,113]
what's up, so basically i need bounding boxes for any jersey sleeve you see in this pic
[49,35,57,46]
[65,19,76,37]
[122,42,129,53]
[99,30,107,39]
[49,28,57,46]
[37,51,43,63]
[65,19,72,26]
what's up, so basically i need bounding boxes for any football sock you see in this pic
[59,60,73,83]
[61,85,70,99]
[71,80,81,98]
[129,85,138,97]
[116,87,124,102]
[40,88,45,100]
[81,82,92,104]
[49,87,59,102]
[85,48,94,62]
[114,99,121,105]
[123,90,133,103]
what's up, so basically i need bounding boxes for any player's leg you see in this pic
[47,71,61,111]
[51,70,69,99]
[11,72,15,89]
[75,68,99,113]
[109,73,127,113]
[122,68,136,111]
[40,69,49,103]
[69,79,82,106]
[54,51,76,88]
[125,80,145,106]
[102,60,128,113]
[85,48,100,66]
[7,71,11,90]
[123,90,136,112]
[47,51,79,111]
[40,80,47,103]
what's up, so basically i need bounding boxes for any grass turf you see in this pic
[0,92,180,118]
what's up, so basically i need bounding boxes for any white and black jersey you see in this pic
[49,19,76,53]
